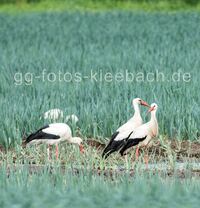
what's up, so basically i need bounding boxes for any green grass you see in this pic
[1,0,200,13]
[0,12,199,147]
[1,141,200,208]
[0,162,200,208]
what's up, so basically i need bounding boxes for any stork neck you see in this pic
[133,103,140,117]
[68,137,76,144]
[68,137,81,145]
[149,110,158,137]
[150,111,158,133]
[150,111,157,122]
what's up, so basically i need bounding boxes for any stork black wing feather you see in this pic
[102,131,119,158]
[25,125,60,144]
[102,131,133,159]
[120,136,147,156]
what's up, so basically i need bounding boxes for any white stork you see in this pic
[119,103,158,167]
[44,109,64,121]
[65,114,79,124]
[24,123,84,160]
[44,109,79,124]
[102,98,150,158]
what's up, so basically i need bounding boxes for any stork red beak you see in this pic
[141,100,150,107]
[79,144,84,153]
[147,106,155,113]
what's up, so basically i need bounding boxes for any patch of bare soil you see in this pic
[171,140,200,157]
[86,139,106,150]
[0,144,4,153]
[86,139,200,159]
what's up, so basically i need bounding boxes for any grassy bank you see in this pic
[0,0,200,13]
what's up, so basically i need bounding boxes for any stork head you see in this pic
[72,137,84,153]
[132,98,150,107]
[147,103,158,113]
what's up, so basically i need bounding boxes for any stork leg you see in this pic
[47,144,52,161]
[144,154,149,169]
[143,147,149,169]
[135,146,140,160]
[125,154,129,169]
[55,144,59,160]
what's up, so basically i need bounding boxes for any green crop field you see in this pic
[0,10,200,208]
[0,165,200,208]
[0,12,199,147]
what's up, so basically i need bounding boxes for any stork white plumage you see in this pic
[65,114,79,124]
[44,109,79,125]
[44,109,64,121]
[120,103,158,167]
[102,98,150,158]
[24,123,84,160]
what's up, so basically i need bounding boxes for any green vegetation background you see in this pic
[1,0,200,12]
[0,0,199,147]
[0,12,199,146]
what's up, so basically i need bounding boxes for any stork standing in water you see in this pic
[102,98,150,159]
[120,103,158,168]
[23,123,84,160]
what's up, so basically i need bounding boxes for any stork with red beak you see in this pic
[120,103,158,167]
[102,98,150,158]
[23,123,84,160]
